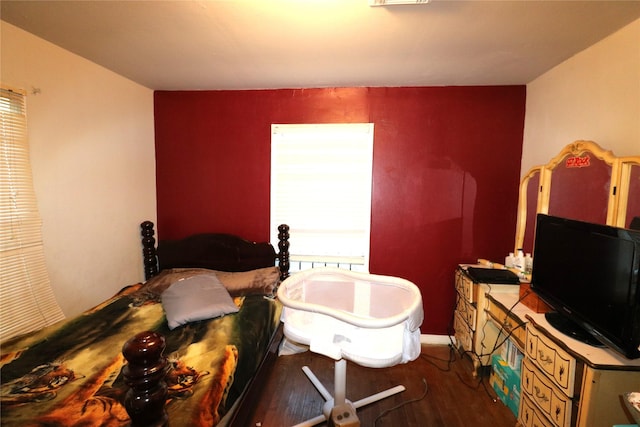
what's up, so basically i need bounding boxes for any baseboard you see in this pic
[420,334,454,345]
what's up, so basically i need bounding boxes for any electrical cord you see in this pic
[450,272,531,394]
[474,289,530,400]
[449,267,531,401]
[450,272,477,361]
[451,268,493,364]
[477,282,494,354]
[419,342,455,372]
[373,377,428,426]
[482,289,530,358]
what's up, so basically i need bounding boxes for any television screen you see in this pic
[530,214,640,359]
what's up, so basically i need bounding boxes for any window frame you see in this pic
[270,123,374,272]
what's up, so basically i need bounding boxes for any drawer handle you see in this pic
[555,405,561,420]
[558,365,565,380]
[538,351,553,365]
[534,386,549,403]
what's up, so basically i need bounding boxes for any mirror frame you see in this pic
[613,157,640,228]
[514,166,541,254]
[514,140,639,253]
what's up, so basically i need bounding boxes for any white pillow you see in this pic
[161,274,239,330]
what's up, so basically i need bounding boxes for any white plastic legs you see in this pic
[290,359,406,427]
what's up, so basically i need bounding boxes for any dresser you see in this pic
[453,265,520,375]
[487,293,640,427]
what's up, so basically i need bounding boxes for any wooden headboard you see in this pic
[140,221,290,281]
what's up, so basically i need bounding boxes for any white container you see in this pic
[514,249,525,272]
[505,252,515,268]
[524,253,533,274]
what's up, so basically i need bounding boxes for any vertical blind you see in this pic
[0,87,65,341]
[270,123,374,271]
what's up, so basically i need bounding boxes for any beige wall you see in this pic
[522,18,640,175]
[1,22,156,317]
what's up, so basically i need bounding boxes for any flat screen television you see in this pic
[530,214,640,359]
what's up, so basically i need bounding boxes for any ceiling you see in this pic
[2,0,640,91]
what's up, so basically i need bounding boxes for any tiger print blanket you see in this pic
[0,284,281,426]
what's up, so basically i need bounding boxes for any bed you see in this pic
[0,221,290,427]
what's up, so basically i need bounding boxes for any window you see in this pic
[0,86,65,341]
[270,123,374,272]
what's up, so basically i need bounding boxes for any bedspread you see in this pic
[0,284,282,426]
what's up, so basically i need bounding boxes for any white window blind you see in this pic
[0,86,65,341]
[271,123,374,272]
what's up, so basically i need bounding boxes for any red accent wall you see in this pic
[154,86,526,335]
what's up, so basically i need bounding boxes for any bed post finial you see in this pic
[278,224,290,280]
[122,331,169,427]
[141,221,158,280]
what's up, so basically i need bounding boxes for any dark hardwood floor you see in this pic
[245,344,517,426]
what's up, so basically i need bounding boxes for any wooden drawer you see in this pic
[486,296,526,348]
[526,324,576,397]
[521,359,572,427]
[455,269,476,303]
[520,393,555,427]
[453,312,472,353]
[455,292,477,330]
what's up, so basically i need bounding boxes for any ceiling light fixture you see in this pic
[369,0,430,6]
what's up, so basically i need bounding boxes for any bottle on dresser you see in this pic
[505,252,515,268]
[513,249,525,272]
[524,253,533,274]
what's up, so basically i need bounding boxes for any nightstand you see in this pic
[453,265,520,375]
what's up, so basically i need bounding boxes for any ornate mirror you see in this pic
[514,167,541,254]
[514,141,639,256]
[544,141,616,226]
[615,159,640,229]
